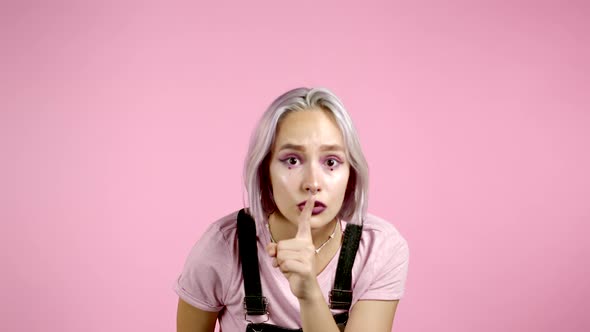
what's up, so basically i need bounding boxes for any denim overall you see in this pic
[237,209,362,332]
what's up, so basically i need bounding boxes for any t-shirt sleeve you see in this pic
[174,224,233,312]
[360,231,410,301]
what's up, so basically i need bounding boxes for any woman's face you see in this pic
[269,108,350,227]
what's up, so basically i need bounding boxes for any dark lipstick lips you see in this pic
[298,200,326,208]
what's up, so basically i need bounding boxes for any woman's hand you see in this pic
[266,196,322,300]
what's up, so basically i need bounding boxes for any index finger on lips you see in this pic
[296,195,315,240]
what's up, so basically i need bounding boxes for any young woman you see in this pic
[175,88,409,332]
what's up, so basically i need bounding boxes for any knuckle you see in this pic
[279,261,289,273]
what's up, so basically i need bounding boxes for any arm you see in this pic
[344,300,399,331]
[176,298,218,332]
[298,292,341,332]
[299,295,399,332]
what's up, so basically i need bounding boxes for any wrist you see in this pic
[297,284,325,305]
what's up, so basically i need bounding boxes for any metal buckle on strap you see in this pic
[329,289,353,309]
[243,296,269,324]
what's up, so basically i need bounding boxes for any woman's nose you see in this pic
[302,163,322,194]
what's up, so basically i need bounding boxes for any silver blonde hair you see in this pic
[243,87,369,225]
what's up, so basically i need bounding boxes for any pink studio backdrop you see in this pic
[2,1,589,331]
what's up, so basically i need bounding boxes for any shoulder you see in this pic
[206,209,241,238]
[181,210,243,269]
[175,210,243,310]
[349,213,410,300]
[194,210,241,247]
[355,214,410,300]
[359,213,408,251]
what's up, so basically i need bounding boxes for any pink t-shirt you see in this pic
[174,210,409,331]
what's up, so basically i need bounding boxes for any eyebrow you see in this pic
[277,143,345,152]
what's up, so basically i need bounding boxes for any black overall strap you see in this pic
[237,209,268,316]
[330,223,363,310]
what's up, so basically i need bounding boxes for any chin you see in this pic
[310,211,338,225]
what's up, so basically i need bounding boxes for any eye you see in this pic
[280,156,300,166]
[325,158,341,168]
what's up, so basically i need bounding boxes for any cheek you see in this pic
[328,175,350,204]
[269,164,301,195]
[326,169,350,191]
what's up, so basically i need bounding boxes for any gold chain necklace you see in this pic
[266,219,340,254]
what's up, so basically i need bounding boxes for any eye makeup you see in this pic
[277,154,346,173]
[278,154,302,166]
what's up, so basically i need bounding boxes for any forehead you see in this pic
[274,109,344,149]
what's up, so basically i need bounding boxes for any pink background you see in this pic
[2,1,589,331]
